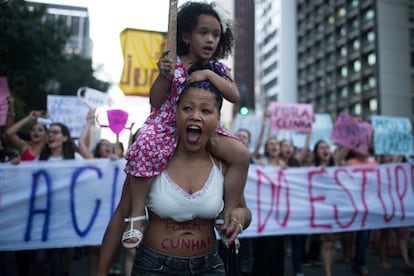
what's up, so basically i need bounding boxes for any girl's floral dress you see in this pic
[125,57,232,177]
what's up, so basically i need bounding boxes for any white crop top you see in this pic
[146,155,224,222]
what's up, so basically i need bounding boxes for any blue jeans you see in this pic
[132,243,225,276]
[353,230,371,269]
[291,235,305,274]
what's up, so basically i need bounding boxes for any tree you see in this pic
[54,55,110,95]
[0,0,109,118]
[0,0,69,114]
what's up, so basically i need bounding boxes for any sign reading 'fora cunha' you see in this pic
[269,102,314,133]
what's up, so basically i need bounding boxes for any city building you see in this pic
[255,0,298,111]
[296,0,413,120]
[27,1,92,58]
[233,0,256,114]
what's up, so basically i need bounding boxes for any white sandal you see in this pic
[122,215,147,248]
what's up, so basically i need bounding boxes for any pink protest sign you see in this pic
[0,77,11,126]
[269,102,313,132]
[330,112,373,154]
[98,109,129,135]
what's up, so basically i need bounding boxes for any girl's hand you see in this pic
[157,50,173,80]
[186,69,210,83]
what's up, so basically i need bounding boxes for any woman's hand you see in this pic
[219,207,251,246]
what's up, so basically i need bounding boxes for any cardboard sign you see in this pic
[269,102,313,132]
[330,112,373,154]
[47,95,89,138]
[371,115,413,155]
[77,87,109,109]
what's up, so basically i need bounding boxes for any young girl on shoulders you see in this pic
[122,1,250,248]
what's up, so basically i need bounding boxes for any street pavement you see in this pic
[69,247,414,276]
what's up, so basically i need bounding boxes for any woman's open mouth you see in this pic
[186,125,202,143]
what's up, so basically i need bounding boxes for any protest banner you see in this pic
[1,160,414,250]
[269,102,313,133]
[119,28,167,96]
[0,77,10,126]
[47,95,89,138]
[371,115,414,155]
[330,112,373,154]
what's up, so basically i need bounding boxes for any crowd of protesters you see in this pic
[0,97,413,276]
[225,114,414,276]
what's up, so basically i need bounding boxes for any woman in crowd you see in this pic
[78,110,129,275]
[254,136,286,275]
[97,78,251,275]
[278,139,305,276]
[313,140,337,276]
[3,101,49,273]
[5,110,48,161]
[29,122,82,275]
[343,148,376,276]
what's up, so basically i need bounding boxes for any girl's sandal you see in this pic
[122,215,147,248]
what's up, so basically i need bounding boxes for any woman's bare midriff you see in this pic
[142,212,218,257]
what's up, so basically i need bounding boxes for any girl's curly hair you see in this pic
[176,1,234,60]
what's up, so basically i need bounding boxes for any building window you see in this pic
[340,46,347,57]
[365,30,375,43]
[362,76,376,90]
[367,52,376,66]
[352,81,361,94]
[352,39,360,51]
[316,23,324,34]
[341,66,348,78]
[327,33,335,45]
[329,91,336,103]
[369,98,377,113]
[337,6,346,18]
[326,15,335,25]
[353,59,361,72]
[363,8,374,21]
[351,103,361,115]
[327,52,335,65]
[338,26,347,37]
[349,17,359,31]
[348,0,359,9]
[341,87,348,98]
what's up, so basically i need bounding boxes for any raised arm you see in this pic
[295,131,312,165]
[78,109,95,158]
[187,68,239,103]
[252,114,270,159]
[5,110,42,153]
[149,51,173,108]
[333,145,350,166]
[4,96,16,131]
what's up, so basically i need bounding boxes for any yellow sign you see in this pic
[119,28,167,96]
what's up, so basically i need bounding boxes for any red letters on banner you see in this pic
[254,164,413,232]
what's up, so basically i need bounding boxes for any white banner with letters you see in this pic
[0,160,413,251]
